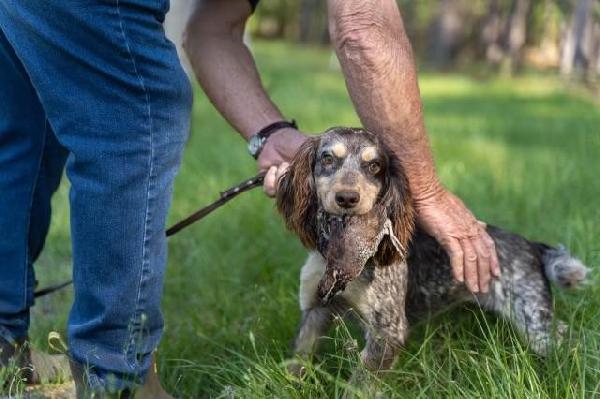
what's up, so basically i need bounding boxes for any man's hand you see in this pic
[259,128,308,197]
[415,187,500,293]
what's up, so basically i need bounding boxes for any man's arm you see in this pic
[183,0,306,194]
[327,0,499,293]
[185,0,498,293]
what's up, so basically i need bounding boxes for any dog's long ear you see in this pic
[276,138,319,249]
[374,144,415,266]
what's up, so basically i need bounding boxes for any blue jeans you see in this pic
[0,0,191,390]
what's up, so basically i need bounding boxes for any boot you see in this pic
[70,354,174,399]
[0,335,71,384]
[133,356,173,399]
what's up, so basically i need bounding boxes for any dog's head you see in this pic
[276,127,414,265]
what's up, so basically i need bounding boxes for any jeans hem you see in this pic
[0,325,18,344]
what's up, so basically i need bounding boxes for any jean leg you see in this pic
[26,129,69,311]
[0,0,191,390]
[29,130,69,263]
[0,28,62,343]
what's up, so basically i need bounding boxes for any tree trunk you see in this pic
[480,0,504,64]
[502,0,531,73]
[320,22,330,45]
[299,0,318,43]
[560,0,596,77]
[428,0,465,69]
[586,19,600,82]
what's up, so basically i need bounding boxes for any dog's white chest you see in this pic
[299,251,369,313]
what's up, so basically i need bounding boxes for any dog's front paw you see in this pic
[343,369,385,399]
[285,359,307,380]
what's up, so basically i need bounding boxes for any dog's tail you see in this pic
[533,242,590,289]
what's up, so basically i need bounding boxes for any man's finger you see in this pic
[257,154,273,173]
[490,248,500,277]
[263,166,277,197]
[461,239,479,293]
[473,236,491,293]
[483,231,501,277]
[444,238,464,283]
[275,162,289,183]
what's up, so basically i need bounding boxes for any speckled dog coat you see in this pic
[276,127,590,377]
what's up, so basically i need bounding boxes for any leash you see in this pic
[166,172,265,236]
[34,279,74,299]
[34,172,266,298]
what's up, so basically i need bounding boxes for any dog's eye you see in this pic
[321,154,334,166]
[368,162,381,175]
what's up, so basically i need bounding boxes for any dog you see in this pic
[276,127,590,378]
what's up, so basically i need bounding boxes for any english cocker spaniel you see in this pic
[276,127,589,378]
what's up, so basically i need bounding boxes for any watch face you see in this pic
[248,135,263,156]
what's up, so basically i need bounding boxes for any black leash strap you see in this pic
[34,172,266,298]
[166,172,265,236]
[34,280,73,298]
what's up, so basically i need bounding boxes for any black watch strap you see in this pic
[250,119,297,159]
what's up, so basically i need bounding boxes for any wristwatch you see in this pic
[248,120,297,159]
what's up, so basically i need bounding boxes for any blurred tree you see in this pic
[477,0,531,74]
[589,14,600,81]
[523,0,561,69]
[245,0,600,85]
[480,0,505,65]
[299,0,329,44]
[429,0,468,68]
[502,0,531,73]
[560,0,600,82]
[299,0,315,42]
[253,0,300,39]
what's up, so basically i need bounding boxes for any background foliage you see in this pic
[252,0,600,86]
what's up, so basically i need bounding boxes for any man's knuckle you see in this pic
[444,236,457,246]
[451,247,463,259]
[479,266,489,277]
[465,262,477,273]
[451,261,463,272]
[439,237,453,247]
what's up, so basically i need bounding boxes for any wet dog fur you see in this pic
[276,127,590,379]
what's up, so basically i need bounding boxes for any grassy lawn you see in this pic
[23,41,600,398]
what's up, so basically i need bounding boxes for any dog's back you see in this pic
[404,225,589,354]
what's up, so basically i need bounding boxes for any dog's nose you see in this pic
[335,191,360,208]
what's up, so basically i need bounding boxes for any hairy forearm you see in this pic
[184,1,285,140]
[328,0,442,200]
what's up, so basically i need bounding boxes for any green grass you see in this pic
[23,41,600,398]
